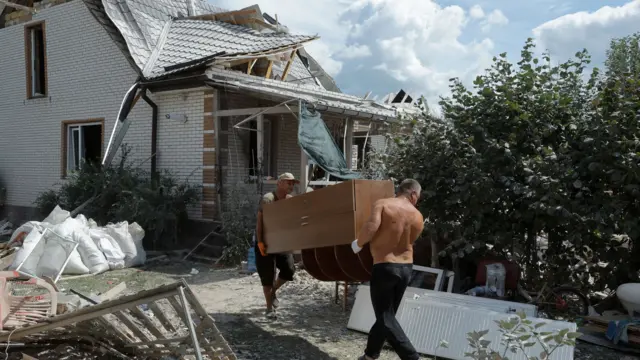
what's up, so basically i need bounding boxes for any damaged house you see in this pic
[0,0,412,224]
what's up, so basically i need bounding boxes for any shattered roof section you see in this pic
[150,20,317,77]
[207,68,414,121]
[92,0,319,79]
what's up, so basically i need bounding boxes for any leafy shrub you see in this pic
[217,183,261,265]
[33,145,201,249]
[370,36,640,292]
[437,313,579,360]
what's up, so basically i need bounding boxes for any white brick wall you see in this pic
[0,0,207,222]
[0,0,153,209]
[154,90,204,219]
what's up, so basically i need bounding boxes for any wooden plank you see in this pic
[99,282,127,302]
[114,311,155,344]
[0,282,185,342]
[130,306,166,339]
[148,302,178,334]
[167,296,188,325]
[265,60,273,79]
[125,336,189,347]
[247,59,257,74]
[281,50,297,81]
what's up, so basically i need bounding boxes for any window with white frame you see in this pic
[249,118,277,178]
[64,122,103,175]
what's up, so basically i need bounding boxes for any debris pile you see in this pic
[0,218,12,237]
[0,277,236,360]
[578,284,640,354]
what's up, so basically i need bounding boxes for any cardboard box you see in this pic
[262,179,394,254]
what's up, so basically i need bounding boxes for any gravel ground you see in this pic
[31,258,638,360]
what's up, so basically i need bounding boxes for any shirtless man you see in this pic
[351,179,423,360]
[255,173,298,319]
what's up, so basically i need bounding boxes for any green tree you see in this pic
[373,37,640,292]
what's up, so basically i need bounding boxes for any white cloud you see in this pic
[533,1,640,65]
[212,0,498,105]
[481,9,509,33]
[343,0,496,104]
[469,5,485,19]
[336,44,372,59]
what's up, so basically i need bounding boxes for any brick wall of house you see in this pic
[0,0,152,211]
[153,89,205,220]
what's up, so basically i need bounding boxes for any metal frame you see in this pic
[14,228,79,284]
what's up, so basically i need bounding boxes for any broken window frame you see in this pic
[248,117,278,179]
[24,21,47,99]
[61,119,104,178]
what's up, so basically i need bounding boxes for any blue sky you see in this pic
[212,0,640,106]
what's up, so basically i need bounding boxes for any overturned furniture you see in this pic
[262,179,394,282]
[0,280,236,360]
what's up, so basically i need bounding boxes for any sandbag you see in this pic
[42,205,70,225]
[9,228,45,276]
[128,222,146,266]
[73,229,109,274]
[52,218,105,274]
[105,222,144,267]
[37,229,82,278]
[8,221,47,247]
[89,228,125,270]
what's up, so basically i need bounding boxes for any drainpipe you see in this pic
[142,93,159,185]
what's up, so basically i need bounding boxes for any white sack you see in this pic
[9,228,45,276]
[42,205,70,225]
[51,218,103,274]
[128,222,146,266]
[8,221,47,247]
[89,228,125,270]
[105,222,145,267]
[37,230,80,278]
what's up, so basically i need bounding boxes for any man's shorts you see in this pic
[254,242,295,286]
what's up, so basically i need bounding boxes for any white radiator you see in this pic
[399,300,575,360]
[348,285,537,333]
[347,286,576,360]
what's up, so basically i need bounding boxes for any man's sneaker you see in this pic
[265,309,277,320]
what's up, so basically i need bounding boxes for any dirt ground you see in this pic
[53,258,639,360]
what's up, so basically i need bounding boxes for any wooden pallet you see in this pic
[0,280,236,360]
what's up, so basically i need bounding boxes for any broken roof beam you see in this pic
[281,50,297,81]
[0,0,36,13]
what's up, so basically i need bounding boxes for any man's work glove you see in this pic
[257,242,268,257]
[351,239,362,254]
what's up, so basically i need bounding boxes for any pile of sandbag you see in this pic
[6,206,146,278]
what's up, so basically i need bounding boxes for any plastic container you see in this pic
[485,263,507,297]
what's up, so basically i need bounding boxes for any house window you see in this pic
[62,120,104,177]
[24,22,47,98]
[249,118,277,178]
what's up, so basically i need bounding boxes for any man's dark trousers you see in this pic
[364,263,419,360]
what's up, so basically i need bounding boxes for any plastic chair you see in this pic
[0,271,58,331]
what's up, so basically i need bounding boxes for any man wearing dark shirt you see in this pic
[254,172,298,319]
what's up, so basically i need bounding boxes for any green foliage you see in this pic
[605,32,640,81]
[217,184,260,265]
[459,312,579,360]
[33,145,201,250]
[373,35,640,291]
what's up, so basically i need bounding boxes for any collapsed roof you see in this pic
[83,0,415,121]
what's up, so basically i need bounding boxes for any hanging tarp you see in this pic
[298,104,361,180]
